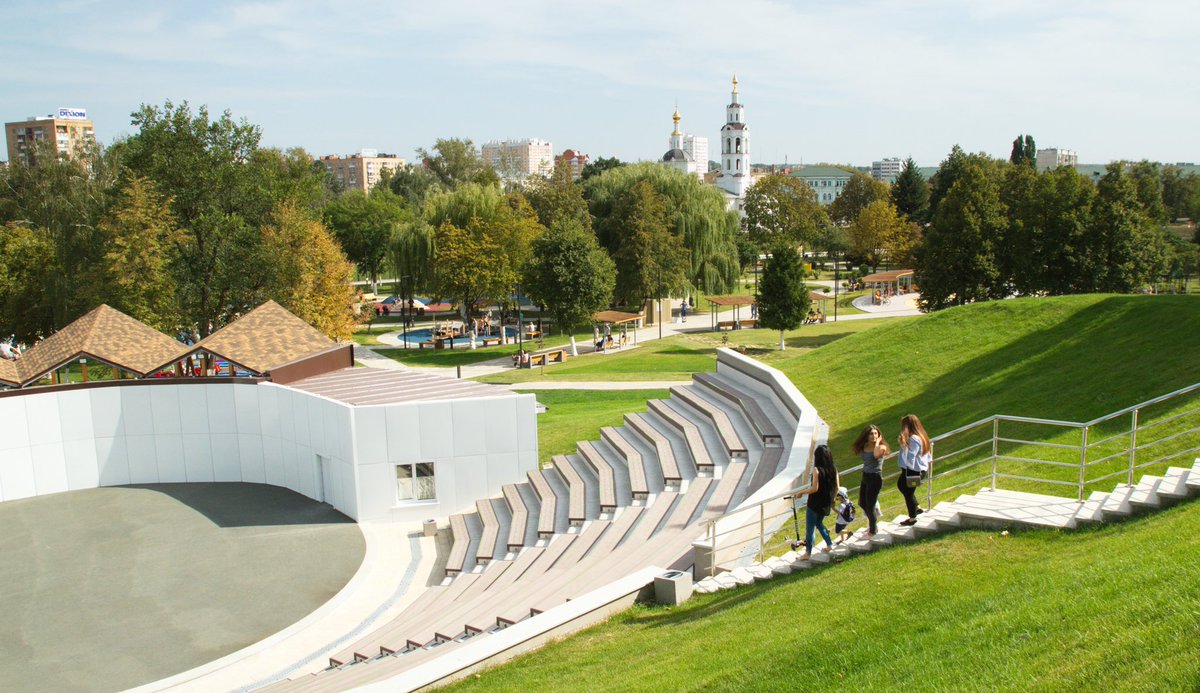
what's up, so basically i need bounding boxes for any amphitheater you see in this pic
[3,302,1197,692]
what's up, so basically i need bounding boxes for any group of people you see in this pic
[804,308,826,325]
[592,323,629,352]
[0,338,22,361]
[794,414,932,560]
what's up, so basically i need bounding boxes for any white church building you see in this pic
[717,74,752,210]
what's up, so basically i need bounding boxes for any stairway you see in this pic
[694,459,1200,594]
[260,357,805,692]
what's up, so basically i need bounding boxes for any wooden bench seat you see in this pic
[527,469,559,538]
[647,399,716,474]
[693,372,783,445]
[480,336,502,347]
[444,513,472,576]
[577,440,619,513]
[670,385,750,459]
[601,426,648,500]
[552,455,588,525]
[475,499,501,563]
[625,413,681,485]
[502,484,530,551]
[527,348,566,368]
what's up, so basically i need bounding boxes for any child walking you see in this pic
[833,487,855,544]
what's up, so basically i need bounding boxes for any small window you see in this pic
[396,462,436,502]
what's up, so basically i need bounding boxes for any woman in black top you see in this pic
[799,444,839,560]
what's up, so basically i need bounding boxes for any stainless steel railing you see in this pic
[696,381,1200,577]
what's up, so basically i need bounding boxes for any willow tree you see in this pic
[388,219,435,320]
[585,163,739,296]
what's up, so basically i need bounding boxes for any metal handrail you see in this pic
[696,381,1200,577]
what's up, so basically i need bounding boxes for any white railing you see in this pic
[696,381,1200,577]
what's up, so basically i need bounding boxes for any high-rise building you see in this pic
[871,157,903,183]
[556,149,589,179]
[1036,148,1078,172]
[661,109,707,180]
[5,107,95,165]
[717,75,751,204]
[482,138,555,180]
[319,149,406,194]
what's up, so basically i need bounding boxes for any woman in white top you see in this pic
[896,414,932,526]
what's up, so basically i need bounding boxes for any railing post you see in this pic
[991,418,1000,490]
[926,459,934,509]
[710,522,716,578]
[1078,425,1089,501]
[757,504,765,563]
[1127,408,1139,486]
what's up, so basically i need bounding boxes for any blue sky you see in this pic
[2,0,1197,167]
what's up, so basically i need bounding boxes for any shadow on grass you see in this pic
[128,482,356,528]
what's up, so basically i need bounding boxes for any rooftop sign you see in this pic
[56,107,88,120]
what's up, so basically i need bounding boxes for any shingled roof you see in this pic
[0,305,186,387]
[172,300,336,375]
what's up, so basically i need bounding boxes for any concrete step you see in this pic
[1127,476,1162,509]
[1157,467,1192,499]
[1075,492,1110,524]
[694,576,721,594]
[1100,484,1136,518]
[744,564,775,581]
[762,556,793,575]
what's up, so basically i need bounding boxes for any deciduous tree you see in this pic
[260,201,356,339]
[741,173,828,251]
[523,220,616,356]
[324,188,410,290]
[0,222,56,342]
[828,171,889,225]
[417,138,499,190]
[610,180,689,309]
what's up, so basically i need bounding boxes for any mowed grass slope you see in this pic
[446,499,1200,692]
[521,389,669,466]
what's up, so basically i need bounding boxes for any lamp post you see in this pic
[833,249,840,322]
[399,275,412,350]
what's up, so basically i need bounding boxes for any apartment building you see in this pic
[482,138,555,179]
[871,157,903,183]
[1035,148,1078,172]
[320,149,406,193]
[556,149,589,179]
[5,107,96,165]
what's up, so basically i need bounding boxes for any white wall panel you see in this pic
[484,397,518,454]
[149,386,182,436]
[63,438,99,490]
[178,386,209,435]
[419,402,453,460]
[206,385,237,434]
[486,452,519,492]
[354,408,387,464]
[451,400,489,457]
[119,387,154,436]
[306,397,324,453]
[234,384,261,436]
[356,462,395,522]
[31,442,69,495]
[384,404,420,463]
[155,434,187,482]
[277,388,297,444]
[259,386,280,441]
[516,394,537,453]
[126,435,159,484]
[95,437,130,487]
[89,388,123,439]
[455,454,488,515]
[25,393,63,445]
[210,433,241,482]
[0,397,30,450]
[238,433,266,483]
[262,438,284,486]
[182,434,214,482]
[0,447,36,500]
[57,390,94,442]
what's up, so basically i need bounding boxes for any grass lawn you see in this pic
[375,329,593,368]
[521,389,669,466]
[444,498,1200,692]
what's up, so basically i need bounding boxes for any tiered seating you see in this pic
[263,362,799,692]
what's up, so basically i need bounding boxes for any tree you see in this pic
[915,163,1008,310]
[387,219,435,318]
[417,138,499,190]
[891,157,930,222]
[425,182,505,230]
[828,171,889,225]
[1010,134,1037,167]
[757,244,811,350]
[1005,165,1096,295]
[86,177,180,331]
[611,180,689,310]
[1128,160,1170,225]
[586,163,738,295]
[741,173,829,250]
[1161,165,1200,223]
[580,156,623,181]
[385,164,442,207]
[850,200,916,269]
[260,201,356,339]
[524,164,592,230]
[1089,162,1165,292]
[523,220,616,356]
[428,221,508,320]
[0,222,56,342]
[324,188,410,290]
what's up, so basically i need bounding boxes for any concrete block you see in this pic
[654,570,693,606]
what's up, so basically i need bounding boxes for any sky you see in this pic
[2,0,1198,168]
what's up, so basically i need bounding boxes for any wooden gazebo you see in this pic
[592,310,643,347]
[705,295,757,331]
[862,269,915,305]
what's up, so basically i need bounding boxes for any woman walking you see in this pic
[851,424,890,536]
[896,414,932,526]
[799,444,840,560]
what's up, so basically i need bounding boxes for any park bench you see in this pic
[717,319,757,330]
[479,336,502,347]
[526,348,566,368]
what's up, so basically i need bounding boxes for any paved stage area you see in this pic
[0,483,365,693]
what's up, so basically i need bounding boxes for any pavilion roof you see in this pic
[705,295,756,306]
[166,300,336,375]
[862,269,914,283]
[592,310,642,324]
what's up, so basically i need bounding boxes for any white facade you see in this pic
[871,158,902,183]
[717,75,751,201]
[790,166,854,205]
[1036,148,1078,172]
[482,138,555,180]
[0,381,538,524]
[684,134,708,178]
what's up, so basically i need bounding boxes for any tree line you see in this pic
[0,102,745,345]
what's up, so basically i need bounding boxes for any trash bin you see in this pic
[422,519,438,537]
[654,570,692,606]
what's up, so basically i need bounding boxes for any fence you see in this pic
[696,381,1200,577]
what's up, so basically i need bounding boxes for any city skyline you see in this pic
[2,0,1197,167]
